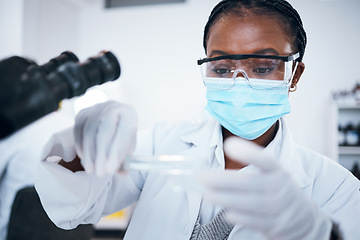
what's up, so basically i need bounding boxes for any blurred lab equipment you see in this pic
[333,80,360,179]
[338,122,360,147]
[0,50,120,140]
[332,79,360,106]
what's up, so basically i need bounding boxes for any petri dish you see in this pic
[125,155,208,175]
[125,155,208,192]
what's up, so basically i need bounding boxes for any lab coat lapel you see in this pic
[179,118,220,231]
[266,118,311,188]
[174,145,204,234]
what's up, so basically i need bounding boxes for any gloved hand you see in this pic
[74,101,137,176]
[199,137,332,240]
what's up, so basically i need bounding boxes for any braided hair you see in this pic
[203,0,307,61]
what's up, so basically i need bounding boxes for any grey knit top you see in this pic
[189,209,234,240]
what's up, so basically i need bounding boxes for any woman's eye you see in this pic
[249,58,280,76]
[213,68,232,77]
[252,67,274,75]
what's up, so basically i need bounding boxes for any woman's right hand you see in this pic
[74,101,138,176]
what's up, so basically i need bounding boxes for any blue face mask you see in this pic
[204,77,291,140]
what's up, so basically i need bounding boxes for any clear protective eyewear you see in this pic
[197,53,300,89]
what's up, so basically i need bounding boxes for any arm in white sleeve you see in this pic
[35,126,145,230]
[314,164,360,240]
[35,161,112,229]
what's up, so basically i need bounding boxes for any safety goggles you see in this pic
[197,53,300,89]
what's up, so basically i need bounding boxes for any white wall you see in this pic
[1,0,360,159]
[76,0,218,129]
[0,0,24,57]
[22,0,80,62]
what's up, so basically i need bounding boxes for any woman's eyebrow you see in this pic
[209,50,229,58]
[208,48,280,58]
[253,48,280,55]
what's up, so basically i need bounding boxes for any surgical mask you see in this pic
[204,77,291,140]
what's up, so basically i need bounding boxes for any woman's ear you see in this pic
[291,61,305,87]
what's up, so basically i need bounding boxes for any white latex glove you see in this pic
[41,127,77,163]
[74,101,137,176]
[200,137,332,240]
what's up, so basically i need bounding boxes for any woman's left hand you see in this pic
[199,137,332,240]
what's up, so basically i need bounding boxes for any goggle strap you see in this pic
[198,52,300,65]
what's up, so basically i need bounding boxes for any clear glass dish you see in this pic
[125,155,209,192]
[125,155,208,175]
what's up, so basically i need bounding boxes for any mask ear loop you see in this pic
[232,69,250,89]
[200,65,206,86]
[288,61,299,87]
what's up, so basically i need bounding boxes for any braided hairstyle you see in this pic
[203,0,307,61]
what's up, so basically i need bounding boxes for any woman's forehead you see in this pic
[206,14,293,56]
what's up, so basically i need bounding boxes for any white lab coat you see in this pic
[35,117,360,240]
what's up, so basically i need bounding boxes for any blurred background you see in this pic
[1,0,360,157]
[1,0,360,239]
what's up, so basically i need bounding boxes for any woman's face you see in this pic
[206,13,304,90]
[206,14,294,58]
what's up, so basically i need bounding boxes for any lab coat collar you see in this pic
[180,117,223,167]
[180,117,221,148]
[264,117,311,188]
[180,116,310,188]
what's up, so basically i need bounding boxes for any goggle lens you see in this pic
[201,57,291,81]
